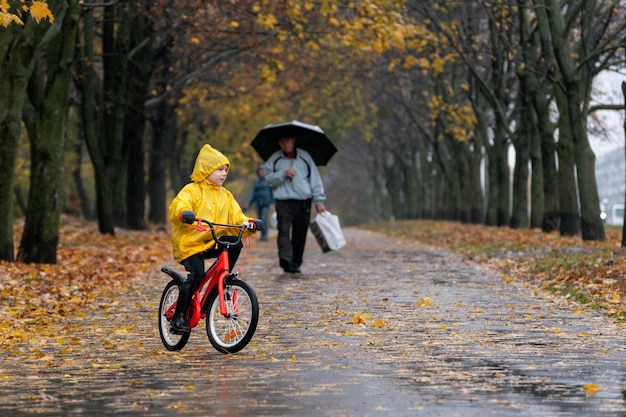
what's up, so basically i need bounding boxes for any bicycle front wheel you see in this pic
[159,280,190,351]
[205,278,259,354]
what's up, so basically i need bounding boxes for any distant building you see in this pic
[595,148,625,225]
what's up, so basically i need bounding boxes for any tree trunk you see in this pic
[467,114,486,224]
[148,101,171,225]
[517,9,548,230]
[539,0,605,241]
[510,135,529,229]
[529,107,544,230]
[621,82,626,247]
[554,86,580,236]
[536,93,559,232]
[77,3,131,235]
[566,83,605,241]
[124,65,150,230]
[445,138,463,221]
[18,1,78,264]
[472,94,490,224]
[125,5,155,230]
[494,123,510,226]
[510,93,531,229]
[0,9,52,261]
[70,138,95,219]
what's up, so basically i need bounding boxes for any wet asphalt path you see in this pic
[1,227,626,416]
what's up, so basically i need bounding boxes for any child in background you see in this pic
[244,166,274,241]
[168,144,256,334]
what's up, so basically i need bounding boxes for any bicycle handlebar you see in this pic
[186,218,265,247]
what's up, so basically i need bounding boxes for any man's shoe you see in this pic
[280,258,291,272]
[289,265,301,273]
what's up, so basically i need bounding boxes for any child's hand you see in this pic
[253,219,265,232]
[180,210,196,224]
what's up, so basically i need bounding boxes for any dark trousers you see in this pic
[256,204,270,239]
[275,199,311,267]
[180,236,242,293]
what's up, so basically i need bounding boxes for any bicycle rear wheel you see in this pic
[159,280,190,351]
[205,278,259,354]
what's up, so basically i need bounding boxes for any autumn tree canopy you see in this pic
[1,0,625,263]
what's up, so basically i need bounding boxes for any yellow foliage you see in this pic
[403,55,418,69]
[257,13,277,29]
[390,27,405,50]
[0,10,22,26]
[305,40,320,51]
[1,0,53,26]
[431,57,446,75]
[260,63,277,83]
[29,1,53,23]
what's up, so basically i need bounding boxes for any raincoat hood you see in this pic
[190,144,230,183]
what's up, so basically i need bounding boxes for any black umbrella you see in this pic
[251,120,337,166]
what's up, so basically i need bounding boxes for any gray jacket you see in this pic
[262,148,326,204]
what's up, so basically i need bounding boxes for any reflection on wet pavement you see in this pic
[1,228,625,416]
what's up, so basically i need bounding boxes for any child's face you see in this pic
[207,165,228,185]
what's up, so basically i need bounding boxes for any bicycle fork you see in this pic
[217,272,239,317]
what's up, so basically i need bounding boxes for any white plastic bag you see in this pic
[309,211,346,252]
[270,211,277,229]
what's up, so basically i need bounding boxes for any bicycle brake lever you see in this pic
[187,218,208,232]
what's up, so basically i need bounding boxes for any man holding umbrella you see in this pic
[253,120,336,273]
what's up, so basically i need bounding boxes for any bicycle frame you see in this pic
[168,221,248,329]
[186,250,231,328]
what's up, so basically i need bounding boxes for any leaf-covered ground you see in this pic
[2,217,626,415]
[367,220,626,322]
[2,217,624,354]
[0,216,171,352]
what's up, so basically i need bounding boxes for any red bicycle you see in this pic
[158,218,262,353]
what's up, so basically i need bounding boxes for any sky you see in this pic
[589,71,626,156]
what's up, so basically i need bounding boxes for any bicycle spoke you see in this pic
[206,280,258,353]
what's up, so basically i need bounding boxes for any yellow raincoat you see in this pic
[169,144,252,262]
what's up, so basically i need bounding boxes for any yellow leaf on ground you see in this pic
[371,318,385,328]
[416,297,432,307]
[353,311,371,324]
[583,383,602,396]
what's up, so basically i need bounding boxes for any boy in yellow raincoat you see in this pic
[168,144,256,334]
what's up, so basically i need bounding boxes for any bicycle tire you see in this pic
[158,280,191,351]
[205,278,259,354]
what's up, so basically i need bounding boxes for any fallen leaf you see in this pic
[583,383,602,396]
